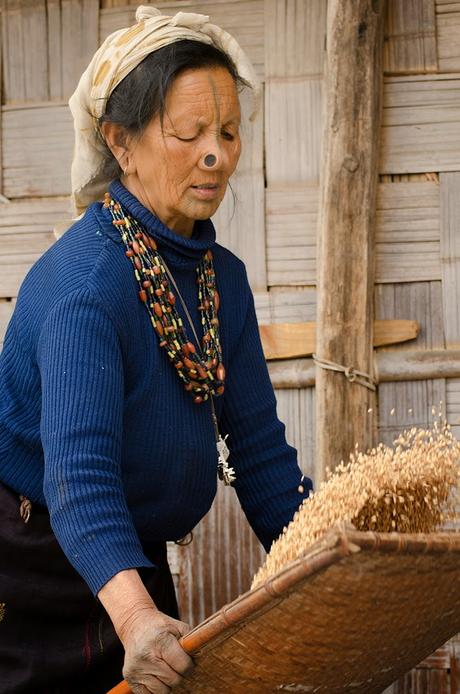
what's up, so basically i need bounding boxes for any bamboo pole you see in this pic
[316,0,385,480]
[268,350,460,389]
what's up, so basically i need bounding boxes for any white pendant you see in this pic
[216,434,236,485]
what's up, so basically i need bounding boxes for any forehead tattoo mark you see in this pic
[208,73,222,137]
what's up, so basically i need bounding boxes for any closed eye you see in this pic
[175,134,198,142]
[221,130,235,141]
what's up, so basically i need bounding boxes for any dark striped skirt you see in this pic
[0,481,179,694]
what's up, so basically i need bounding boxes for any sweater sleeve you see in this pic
[219,278,313,552]
[37,287,153,595]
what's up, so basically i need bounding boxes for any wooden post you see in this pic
[315,0,385,480]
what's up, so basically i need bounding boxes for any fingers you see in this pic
[129,679,171,694]
[172,617,192,638]
[122,611,195,693]
[156,630,194,677]
[124,638,192,692]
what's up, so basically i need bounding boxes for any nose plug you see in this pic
[204,154,217,168]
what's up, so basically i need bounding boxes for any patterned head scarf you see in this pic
[68,5,260,216]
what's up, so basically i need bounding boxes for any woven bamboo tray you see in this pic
[108,525,460,694]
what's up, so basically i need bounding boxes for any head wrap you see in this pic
[68,5,260,216]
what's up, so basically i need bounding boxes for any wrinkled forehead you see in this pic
[163,66,242,126]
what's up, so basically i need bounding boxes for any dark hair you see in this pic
[98,39,246,178]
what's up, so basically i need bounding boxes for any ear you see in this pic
[100,121,135,174]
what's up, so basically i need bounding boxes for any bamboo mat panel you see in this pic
[381,74,460,174]
[440,172,460,347]
[446,379,460,531]
[265,78,323,185]
[0,300,16,349]
[0,8,3,196]
[266,181,440,286]
[2,103,72,198]
[254,287,317,324]
[384,0,438,75]
[99,0,264,78]
[1,0,48,103]
[447,378,460,442]
[275,386,315,481]
[0,198,68,297]
[143,528,460,694]
[375,281,446,445]
[1,0,99,103]
[266,185,317,285]
[264,0,326,78]
[436,0,460,72]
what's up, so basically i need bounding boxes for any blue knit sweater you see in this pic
[0,180,312,595]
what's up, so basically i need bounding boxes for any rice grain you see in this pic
[251,421,460,589]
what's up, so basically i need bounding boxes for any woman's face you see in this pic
[122,66,242,237]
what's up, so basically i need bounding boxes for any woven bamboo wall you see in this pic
[1,1,460,690]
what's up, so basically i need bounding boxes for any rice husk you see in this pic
[251,421,460,589]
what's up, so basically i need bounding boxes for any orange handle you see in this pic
[105,607,230,694]
[107,682,131,694]
[105,632,198,694]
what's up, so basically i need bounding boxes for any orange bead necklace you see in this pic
[105,193,226,405]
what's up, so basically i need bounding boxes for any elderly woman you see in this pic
[0,7,312,694]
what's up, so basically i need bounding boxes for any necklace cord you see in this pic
[162,257,220,442]
[105,194,232,480]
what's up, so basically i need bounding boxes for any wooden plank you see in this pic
[440,173,460,347]
[264,0,327,78]
[384,0,437,75]
[436,1,460,72]
[260,320,420,360]
[212,89,266,291]
[2,0,49,103]
[99,1,265,78]
[2,103,73,198]
[265,78,323,185]
[381,75,460,174]
[315,0,384,479]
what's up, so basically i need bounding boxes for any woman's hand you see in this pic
[98,569,194,693]
[120,607,194,693]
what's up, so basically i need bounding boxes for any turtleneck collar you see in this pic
[105,179,216,270]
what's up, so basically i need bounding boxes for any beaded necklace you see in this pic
[104,193,236,485]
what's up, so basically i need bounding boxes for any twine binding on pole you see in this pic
[313,354,377,391]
